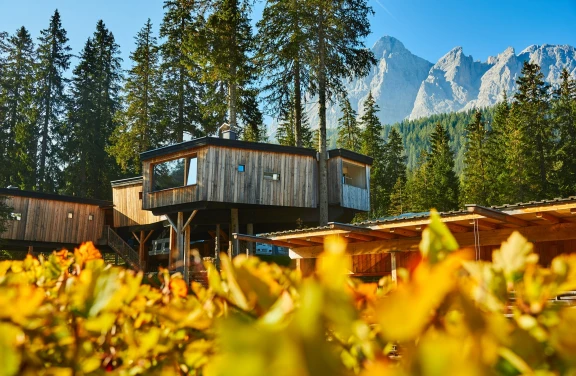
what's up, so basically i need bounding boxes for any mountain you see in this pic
[303,37,576,132]
[306,36,433,129]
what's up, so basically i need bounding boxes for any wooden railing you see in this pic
[106,226,140,271]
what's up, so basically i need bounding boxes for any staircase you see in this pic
[105,226,141,271]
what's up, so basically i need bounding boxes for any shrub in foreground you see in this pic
[1,211,576,375]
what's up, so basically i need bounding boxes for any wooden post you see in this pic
[27,246,34,255]
[184,223,191,285]
[297,258,316,277]
[215,224,221,269]
[230,208,239,257]
[170,212,185,273]
[246,223,254,255]
[390,252,397,285]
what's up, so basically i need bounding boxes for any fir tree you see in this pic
[359,92,385,217]
[0,27,38,189]
[109,19,162,173]
[276,103,314,148]
[63,21,122,198]
[256,0,313,147]
[308,0,376,224]
[186,0,255,134]
[553,68,576,196]
[238,88,267,142]
[160,0,206,142]
[485,93,510,205]
[501,103,531,203]
[461,110,490,205]
[382,127,407,214]
[427,122,459,211]
[36,10,71,192]
[514,61,553,198]
[0,31,7,180]
[403,149,431,213]
[336,97,361,152]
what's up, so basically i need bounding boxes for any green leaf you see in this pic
[419,209,459,264]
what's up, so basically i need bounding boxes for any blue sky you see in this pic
[0,0,575,67]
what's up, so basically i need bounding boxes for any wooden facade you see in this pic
[111,177,163,228]
[142,144,318,211]
[327,150,372,212]
[0,189,110,246]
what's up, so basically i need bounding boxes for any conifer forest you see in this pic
[0,2,575,222]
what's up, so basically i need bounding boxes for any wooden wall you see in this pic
[327,156,370,211]
[143,145,318,210]
[112,182,163,227]
[350,239,576,277]
[1,196,106,244]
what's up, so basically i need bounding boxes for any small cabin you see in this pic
[327,149,372,212]
[0,188,112,251]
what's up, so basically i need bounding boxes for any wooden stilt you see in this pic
[390,252,397,285]
[27,246,34,255]
[230,208,239,257]
[170,212,184,272]
[297,258,316,277]
[246,223,254,255]
[215,224,221,269]
[184,223,191,285]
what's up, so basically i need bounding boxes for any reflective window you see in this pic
[264,172,280,181]
[187,157,198,185]
[153,158,185,191]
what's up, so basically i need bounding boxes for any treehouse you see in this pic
[135,132,373,279]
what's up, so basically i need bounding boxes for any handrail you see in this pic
[106,226,140,271]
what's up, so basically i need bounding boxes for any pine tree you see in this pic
[0,27,38,189]
[404,149,431,213]
[461,110,490,205]
[238,88,267,142]
[63,21,122,198]
[0,31,10,184]
[36,10,71,192]
[276,103,314,148]
[514,61,553,198]
[501,103,531,203]
[109,19,162,173]
[186,0,255,134]
[359,92,386,217]
[485,93,510,205]
[553,68,576,196]
[308,0,375,224]
[256,0,313,147]
[160,0,206,142]
[336,97,361,152]
[427,122,459,211]
[382,127,407,214]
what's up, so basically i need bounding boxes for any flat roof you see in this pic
[328,149,373,165]
[111,176,143,187]
[140,137,318,161]
[0,188,113,207]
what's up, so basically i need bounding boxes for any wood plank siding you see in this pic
[1,196,106,244]
[112,180,163,227]
[142,145,319,211]
[328,156,370,211]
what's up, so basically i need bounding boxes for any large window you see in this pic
[342,161,367,189]
[153,158,185,191]
[152,156,198,191]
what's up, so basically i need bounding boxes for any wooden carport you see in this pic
[234,197,576,279]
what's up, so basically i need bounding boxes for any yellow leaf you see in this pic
[419,210,459,264]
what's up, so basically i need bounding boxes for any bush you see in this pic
[1,210,576,375]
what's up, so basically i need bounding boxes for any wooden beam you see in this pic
[230,209,239,257]
[219,229,229,242]
[165,215,177,231]
[536,212,561,224]
[289,222,576,259]
[181,210,198,233]
[131,232,141,244]
[306,236,325,244]
[389,227,419,237]
[470,219,499,230]
[446,223,470,233]
[235,233,296,248]
[330,222,396,239]
[143,230,154,244]
[466,205,531,227]
[286,238,313,246]
[571,208,576,215]
[344,232,374,242]
[246,223,254,255]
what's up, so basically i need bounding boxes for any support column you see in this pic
[27,246,34,255]
[297,258,316,277]
[246,223,254,256]
[390,252,397,285]
[230,208,239,257]
[170,212,185,273]
[184,224,191,285]
[215,224,221,269]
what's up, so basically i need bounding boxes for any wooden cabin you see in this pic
[111,176,163,228]
[328,149,372,212]
[235,198,576,280]
[0,188,112,253]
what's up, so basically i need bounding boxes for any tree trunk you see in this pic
[38,78,52,191]
[294,58,302,147]
[317,8,328,226]
[229,80,237,130]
